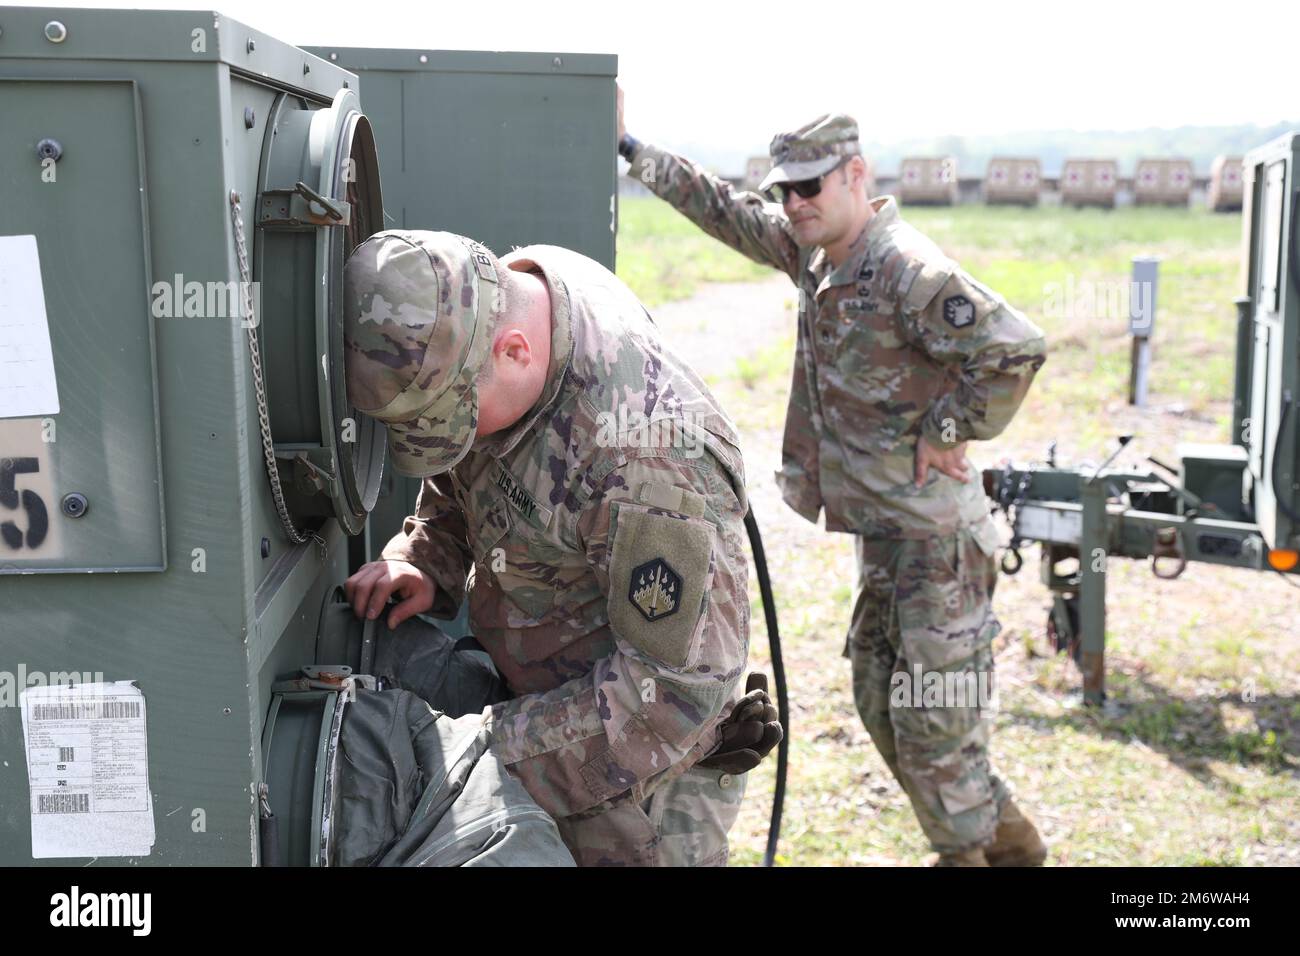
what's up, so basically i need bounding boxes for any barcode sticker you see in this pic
[21,681,155,858]
[38,793,89,813]
[33,701,142,721]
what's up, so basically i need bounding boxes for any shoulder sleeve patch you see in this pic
[923,269,1000,333]
[899,257,957,314]
[606,502,716,668]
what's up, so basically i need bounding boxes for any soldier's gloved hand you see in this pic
[698,672,782,774]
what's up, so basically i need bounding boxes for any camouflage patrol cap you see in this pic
[759,113,862,192]
[344,230,503,477]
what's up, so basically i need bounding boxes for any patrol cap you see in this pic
[759,113,862,192]
[343,229,503,477]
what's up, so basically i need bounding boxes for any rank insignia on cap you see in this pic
[943,295,976,329]
[629,558,681,622]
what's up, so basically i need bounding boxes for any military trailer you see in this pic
[1060,158,1119,209]
[744,155,772,192]
[1209,155,1245,212]
[985,132,1300,705]
[0,6,613,866]
[1134,157,1194,207]
[898,156,958,206]
[984,156,1041,206]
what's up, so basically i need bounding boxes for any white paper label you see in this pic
[21,681,155,858]
[0,235,60,419]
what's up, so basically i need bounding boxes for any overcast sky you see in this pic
[15,0,1300,151]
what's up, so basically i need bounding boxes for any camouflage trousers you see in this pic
[557,763,746,867]
[843,520,1010,854]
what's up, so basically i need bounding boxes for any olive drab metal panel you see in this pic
[299,46,618,564]
[0,7,384,865]
[1134,157,1193,207]
[1209,155,1245,212]
[0,78,164,573]
[898,156,958,206]
[1060,158,1118,208]
[1241,133,1300,549]
[984,156,1041,206]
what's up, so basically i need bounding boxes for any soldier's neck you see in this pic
[823,201,876,269]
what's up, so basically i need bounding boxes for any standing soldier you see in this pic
[341,231,779,866]
[619,100,1048,865]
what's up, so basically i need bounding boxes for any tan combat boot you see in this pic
[983,799,1047,866]
[932,848,989,866]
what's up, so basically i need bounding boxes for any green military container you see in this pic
[0,5,390,865]
[0,7,615,866]
[298,45,618,563]
[1239,132,1300,550]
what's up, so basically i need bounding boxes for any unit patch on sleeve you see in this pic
[628,557,681,622]
[606,503,715,667]
[942,294,976,329]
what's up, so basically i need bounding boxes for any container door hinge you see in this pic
[258,181,351,229]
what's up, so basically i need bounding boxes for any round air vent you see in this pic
[253,89,386,538]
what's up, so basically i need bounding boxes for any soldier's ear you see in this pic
[845,156,867,191]
[496,328,534,369]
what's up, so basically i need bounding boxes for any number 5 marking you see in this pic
[0,457,49,550]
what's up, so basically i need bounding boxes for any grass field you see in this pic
[616,197,1300,867]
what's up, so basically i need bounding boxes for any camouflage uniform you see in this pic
[626,118,1047,855]
[344,232,751,866]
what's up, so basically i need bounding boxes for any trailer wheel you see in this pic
[1046,596,1082,665]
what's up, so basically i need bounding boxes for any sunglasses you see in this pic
[765,159,847,204]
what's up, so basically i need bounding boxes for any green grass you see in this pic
[616,196,771,306]
[619,197,1244,457]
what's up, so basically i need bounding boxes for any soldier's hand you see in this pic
[344,559,436,630]
[698,673,782,774]
[915,435,971,486]
[616,83,626,143]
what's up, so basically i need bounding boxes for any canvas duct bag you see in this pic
[312,603,572,866]
[334,688,575,867]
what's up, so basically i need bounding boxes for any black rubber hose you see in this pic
[1271,390,1300,524]
[744,506,787,868]
[259,794,282,867]
[1291,192,1300,297]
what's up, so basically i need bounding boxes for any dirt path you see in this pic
[649,275,820,574]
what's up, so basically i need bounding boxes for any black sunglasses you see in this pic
[765,159,847,204]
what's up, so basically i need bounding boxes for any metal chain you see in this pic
[994,466,1035,574]
[229,190,323,552]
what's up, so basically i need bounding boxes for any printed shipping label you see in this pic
[21,680,155,858]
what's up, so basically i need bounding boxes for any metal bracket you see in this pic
[258,181,351,228]
[275,447,338,495]
[1151,526,1187,579]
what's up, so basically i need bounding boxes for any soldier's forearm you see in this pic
[379,527,469,617]
[921,338,1048,449]
[625,141,800,279]
[488,655,730,819]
